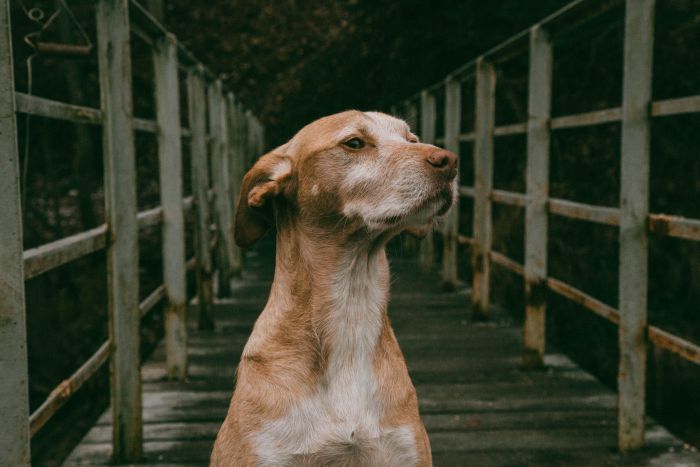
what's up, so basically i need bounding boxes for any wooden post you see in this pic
[523,26,552,368]
[618,0,655,452]
[208,80,233,297]
[187,66,215,329]
[96,0,142,461]
[472,58,496,320]
[226,93,243,275]
[0,1,31,463]
[442,78,461,289]
[245,110,257,167]
[153,33,187,380]
[418,90,437,271]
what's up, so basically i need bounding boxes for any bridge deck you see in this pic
[65,245,698,466]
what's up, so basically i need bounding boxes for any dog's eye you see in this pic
[343,138,365,150]
[409,138,418,143]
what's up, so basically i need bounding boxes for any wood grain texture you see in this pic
[0,0,30,463]
[65,237,697,466]
[96,0,142,461]
[153,33,188,380]
[618,0,655,452]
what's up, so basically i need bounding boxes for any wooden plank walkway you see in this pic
[65,242,700,466]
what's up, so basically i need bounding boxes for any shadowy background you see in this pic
[8,0,699,464]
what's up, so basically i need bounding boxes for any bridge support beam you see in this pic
[97,0,142,461]
[419,90,437,271]
[153,33,188,380]
[618,0,655,452]
[226,94,244,277]
[188,66,215,329]
[472,58,495,320]
[442,78,461,290]
[208,80,234,297]
[0,1,31,464]
[523,25,552,368]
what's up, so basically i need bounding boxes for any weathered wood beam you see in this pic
[187,66,215,329]
[154,32,188,380]
[419,90,437,272]
[618,0,655,452]
[0,0,30,463]
[442,78,461,289]
[96,0,142,461]
[523,25,552,368]
[472,58,495,320]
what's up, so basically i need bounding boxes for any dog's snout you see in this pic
[426,149,458,174]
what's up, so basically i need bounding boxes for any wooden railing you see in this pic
[0,1,263,464]
[394,0,700,453]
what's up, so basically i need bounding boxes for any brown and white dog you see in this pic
[211,110,458,466]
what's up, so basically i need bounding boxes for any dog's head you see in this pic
[234,110,458,248]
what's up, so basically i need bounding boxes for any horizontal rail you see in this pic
[546,276,620,325]
[489,250,524,275]
[651,95,700,118]
[140,284,166,317]
[28,278,176,437]
[480,251,700,366]
[23,225,108,280]
[550,107,622,130]
[459,186,475,198]
[458,234,474,245]
[459,132,475,142]
[648,326,700,366]
[548,198,620,226]
[491,189,526,207]
[23,199,194,280]
[133,117,157,133]
[29,340,110,436]
[494,122,527,136]
[137,206,164,230]
[15,93,102,125]
[648,213,700,241]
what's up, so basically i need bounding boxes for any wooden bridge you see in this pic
[1,0,700,465]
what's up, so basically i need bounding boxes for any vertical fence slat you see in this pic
[523,25,552,368]
[472,58,496,320]
[442,78,461,289]
[153,33,187,380]
[419,90,437,271]
[187,66,215,329]
[96,0,142,461]
[208,80,233,297]
[0,1,31,463]
[618,0,655,452]
[226,93,243,275]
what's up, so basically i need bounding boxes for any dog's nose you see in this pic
[426,149,458,174]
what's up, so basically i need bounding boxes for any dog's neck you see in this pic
[264,223,392,369]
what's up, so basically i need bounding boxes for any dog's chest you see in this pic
[251,359,417,467]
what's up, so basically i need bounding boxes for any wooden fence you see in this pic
[0,0,263,464]
[394,0,700,453]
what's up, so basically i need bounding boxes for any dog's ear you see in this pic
[234,147,293,248]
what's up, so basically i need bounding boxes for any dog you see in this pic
[211,110,458,466]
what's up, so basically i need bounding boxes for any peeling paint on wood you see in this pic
[0,0,31,463]
[154,33,188,381]
[523,25,552,369]
[618,0,655,451]
[471,58,495,320]
[97,0,143,461]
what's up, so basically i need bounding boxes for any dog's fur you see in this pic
[211,110,458,466]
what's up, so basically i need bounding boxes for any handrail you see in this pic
[0,0,264,463]
[393,0,700,453]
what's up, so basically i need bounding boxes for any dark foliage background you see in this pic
[7,0,700,463]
